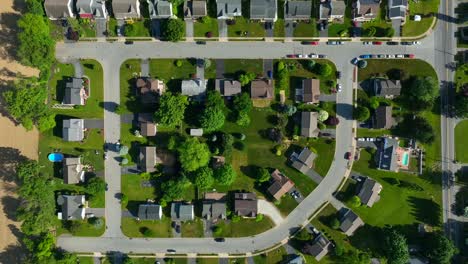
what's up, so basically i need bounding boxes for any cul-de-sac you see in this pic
[1,0,468,263]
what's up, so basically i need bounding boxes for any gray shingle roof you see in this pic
[234,192,257,217]
[57,195,85,220]
[331,0,346,17]
[63,119,84,142]
[181,79,207,101]
[170,203,194,221]
[284,1,312,20]
[64,78,84,105]
[374,105,393,129]
[307,235,330,261]
[148,0,173,18]
[112,0,140,19]
[77,0,93,15]
[375,137,399,171]
[373,79,402,97]
[202,201,227,220]
[357,177,382,207]
[389,6,405,18]
[216,0,242,18]
[184,0,207,18]
[297,147,316,168]
[139,146,157,173]
[339,210,364,236]
[138,204,162,220]
[250,0,277,20]
[301,112,319,138]
[44,0,74,19]
[91,0,107,17]
[215,79,242,96]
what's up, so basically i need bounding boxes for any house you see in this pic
[301,112,320,138]
[373,79,401,98]
[250,0,277,22]
[216,0,242,19]
[136,77,164,105]
[251,79,274,99]
[138,204,162,220]
[388,0,408,20]
[287,255,304,264]
[353,0,381,21]
[319,0,346,21]
[138,113,157,137]
[44,0,75,20]
[357,177,383,207]
[190,128,204,136]
[112,0,140,19]
[148,0,174,19]
[339,209,364,236]
[284,1,312,21]
[63,157,85,184]
[302,79,320,104]
[184,0,207,19]
[375,137,410,172]
[63,119,85,142]
[57,195,86,220]
[64,78,87,105]
[76,0,108,19]
[302,234,331,261]
[181,79,207,101]
[234,192,257,217]
[373,105,393,129]
[212,156,226,169]
[171,202,194,221]
[202,192,227,222]
[139,146,157,173]
[267,169,295,200]
[291,147,317,173]
[215,79,242,97]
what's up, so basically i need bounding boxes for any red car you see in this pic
[286,54,297,58]
[408,54,415,58]
[301,41,319,45]
[373,41,382,45]
[346,152,352,160]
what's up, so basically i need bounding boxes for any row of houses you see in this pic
[44,0,409,22]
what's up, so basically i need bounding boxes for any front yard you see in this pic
[228,17,265,38]
[402,0,438,36]
[194,17,219,38]
[455,120,468,163]
[121,217,173,238]
[293,20,317,38]
[212,217,275,237]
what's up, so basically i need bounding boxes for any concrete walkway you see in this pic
[141,59,149,77]
[258,199,284,226]
[185,20,194,42]
[196,59,205,80]
[319,94,337,102]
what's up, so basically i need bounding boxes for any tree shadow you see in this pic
[407,196,441,226]
[0,12,21,61]
[0,224,27,264]
[0,147,27,182]
[1,196,20,221]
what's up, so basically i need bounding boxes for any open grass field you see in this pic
[228,17,265,38]
[194,17,219,38]
[455,120,468,163]
[121,217,173,238]
[223,59,264,78]
[213,217,275,237]
[403,0,438,36]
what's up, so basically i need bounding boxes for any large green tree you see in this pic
[384,229,410,264]
[406,76,438,110]
[161,180,186,201]
[192,167,214,189]
[162,19,184,42]
[422,232,457,264]
[86,177,106,195]
[178,138,211,172]
[316,63,332,77]
[256,167,270,183]
[214,164,237,186]
[154,92,188,127]
[396,115,435,144]
[353,106,370,122]
[17,14,55,68]
[453,95,468,118]
[200,108,225,132]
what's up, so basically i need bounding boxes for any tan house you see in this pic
[250,79,274,99]
[139,146,157,173]
[302,79,320,104]
[339,209,364,236]
[353,0,381,21]
[301,112,320,138]
[138,113,157,137]
[268,169,295,200]
[357,177,383,207]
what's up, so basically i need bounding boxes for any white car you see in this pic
[298,54,304,58]
[368,138,375,142]
[363,41,371,45]
[310,53,318,58]
[396,54,404,58]
[387,54,396,58]
[412,41,421,45]
[337,83,342,92]
[358,138,365,141]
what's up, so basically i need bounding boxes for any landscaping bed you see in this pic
[56,217,106,237]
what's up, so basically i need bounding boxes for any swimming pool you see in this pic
[401,152,409,166]
[48,153,64,162]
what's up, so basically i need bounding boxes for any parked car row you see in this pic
[286,54,327,59]
[357,137,381,142]
[327,41,344,45]
[352,54,415,64]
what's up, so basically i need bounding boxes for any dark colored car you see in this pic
[267,70,273,78]
[302,41,319,45]
[175,225,181,233]
[386,41,398,45]
[124,40,134,45]
[196,41,206,45]
[345,152,352,160]
[336,71,342,78]
[215,238,225,242]
[167,249,176,253]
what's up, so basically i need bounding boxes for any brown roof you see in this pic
[139,146,157,173]
[212,156,226,169]
[140,122,157,137]
[204,192,227,201]
[234,192,257,217]
[267,169,295,200]
[374,105,393,129]
[136,78,163,105]
[301,112,319,137]
[215,79,242,97]
[356,0,381,19]
[303,79,320,103]
[250,79,274,99]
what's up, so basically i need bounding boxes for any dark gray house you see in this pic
[171,202,194,221]
[339,209,364,236]
[250,0,278,22]
[64,78,85,105]
[373,79,402,98]
[291,147,317,173]
[215,79,242,97]
[302,234,331,261]
[373,105,393,129]
[388,0,408,20]
[375,137,400,171]
[284,1,312,21]
[57,195,86,220]
[148,0,174,19]
[138,204,163,220]
[63,119,85,142]
[357,177,383,207]
[202,192,227,222]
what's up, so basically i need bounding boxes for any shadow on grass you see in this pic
[407,196,441,226]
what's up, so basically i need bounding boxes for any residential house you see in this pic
[216,0,242,19]
[138,204,163,220]
[373,79,401,99]
[76,0,108,19]
[63,119,85,142]
[388,0,408,20]
[250,0,277,22]
[284,1,312,21]
[181,79,207,101]
[339,209,364,236]
[215,79,242,97]
[202,192,227,222]
[171,202,194,221]
[136,77,165,105]
[148,0,174,19]
[319,0,346,21]
[139,146,157,173]
[63,157,85,184]
[57,195,86,220]
[375,137,410,172]
[44,0,75,20]
[352,0,381,21]
[373,105,393,129]
[302,79,320,104]
[291,147,317,173]
[234,192,257,217]
[267,169,295,200]
[250,79,274,99]
[138,113,157,137]
[287,255,304,264]
[357,177,383,207]
[184,0,207,19]
[112,0,140,19]
[190,128,204,136]
[302,234,331,261]
[64,78,87,105]
[301,112,320,138]
[212,156,226,169]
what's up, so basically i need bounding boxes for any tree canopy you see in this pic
[86,177,106,195]
[316,63,332,77]
[238,72,256,86]
[214,164,237,186]
[192,167,214,189]
[162,19,184,42]
[384,229,410,264]
[422,232,457,264]
[396,115,435,144]
[406,76,438,110]
[154,92,188,127]
[233,92,253,126]
[161,180,186,201]
[453,95,468,118]
[178,138,211,172]
[349,195,361,208]
[318,110,329,122]
[200,90,226,132]
[256,167,270,182]
[353,106,370,122]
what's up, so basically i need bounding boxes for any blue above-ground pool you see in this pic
[48,153,64,162]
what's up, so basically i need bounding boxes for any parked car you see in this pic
[175,225,181,233]
[337,41,344,45]
[215,238,226,242]
[309,53,318,58]
[124,40,134,45]
[396,54,405,58]
[387,54,396,58]
[386,41,399,45]
[318,54,327,58]
[363,41,371,45]
[360,54,371,59]
[412,41,421,45]
[373,41,382,45]
[117,27,122,36]
[377,54,386,58]
[407,54,415,58]
[351,57,359,65]
[302,41,319,45]
[336,83,342,92]
[327,41,337,45]
[345,152,352,160]
[287,54,297,58]
[371,55,378,58]
[167,249,176,253]
[196,41,206,45]
[336,71,342,78]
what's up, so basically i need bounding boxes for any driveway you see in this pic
[319,94,337,102]
[285,21,294,39]
[263,59,273,78]
[265,22,273,39]
[84,119,104,129]
[151,19,161,39]
[392,19,402,37]
[218,20,228,41]
[304,168,323,184]
[185,20,194,41]
[215,59,225,78]
[141,59,150,77]
[87,208,105,217]
[257,199,284,226]
[95,18,107,38]
[121,165,139,175]
[196,59,205,79]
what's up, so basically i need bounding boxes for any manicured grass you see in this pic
[68,18,96,38]
[361,20,392,38]
[120,59,142,113]
[223,59,264,78]
[253,246,287,264]
[149,59,197,92]
[125,19,151,37]
[402,17,435,37]
[204,59,218,79]
[121,174,156,205]
[455,63,468,92]
[357,128,391,138]
[404,0,438,37]
[228,17,265,38]
[194,17,219,38]
[213,217,275,237]
[181,218,204,237]
[78,257,95,264]
[196,259,219,264]
[455,120,468,162]
[358,59,436,81]
[328,6,352,38]
[57,217,106,237]
[293,20,317,38]
[108,18,118,37]
[309,138,336,177]
[274,19,285,38]
[121,217,173,237]
[275,194,299,216]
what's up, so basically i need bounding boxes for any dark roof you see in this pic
[292,160,309,173]
[250,79,274,99]
[250,0,277,20]
[215,79,242,97]
[234,192,257,217]
[112,0,139,19]
[44,0,73,19]
[331,0,346,17]
[76,0,92,15]
[301,112,319,138]
[184,0,207,18]
[389,6,405,18]
[374,105,393,129]
[304,235,330,261]
[375,137,399,171]
[268,169,295,200]
[170,202,194,221]
[62,119,84,142]
[202,201,227,220]
[288,255,304,264]
[64,78,84,105]
[136,78,164,105]
[284,1,312,20]
[216,0,242,18]
[357,177,382,207]
[138,204,162,220]
[57,195,85,220]
[373,79,402,97]
[302,79,320,103]
[340,210,364,235]
[297,147,316,167]
[389,0,408,7]
[139,146,157,173]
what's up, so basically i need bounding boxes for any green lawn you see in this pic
[121,217,173,237]
[328,5,352,38]
[402,17,435,37]
[121,174,156,209]
[253,247,287,264]
[149,59,197,92]
[196,259,220,264]
[68,18,96,38]
[309,138,336,177]
[120,123,150,166]
[275,194,299,216]
[78,257,95,264]
[213,217,275,237]
[293,20,317,38]
[181,218,204,237]
[56,217,106,237]
[108,18,118,37]
[357,128,391,138]
[125,19,151,37]
[455,120,468,162]
[228,17,265,38]
[455,63,468,92]
[223,59,264,79]
[120,59,143,113]
[274,19,285,38]
[402,0,438,36]
[194,17,219,38]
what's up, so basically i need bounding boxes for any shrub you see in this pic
[349,195,361,207]
[213,226,223,236]
[318,122,326,130]
[233,141,245,151]
[121,158,129,165]
[255,214,264,222]
[357,60,368,69]
[88,217,104,229]
[330,217,340,229]
[205,31,213,38]
[175,60,183,67]
[232,215,241,222]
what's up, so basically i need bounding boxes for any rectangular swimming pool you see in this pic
[402,152,409,166]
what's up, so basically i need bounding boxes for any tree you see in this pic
[366,26,376,37]
[178,138,210,172]
[318,110,329,122]
[353,106,370,122]
[86,177,106,195]
[267,128,282,143]
[214,164,237,186]
[213,225,223,236]
[192,167,214,189]
[327,116,339,125]
[422,232,457,264]
[453,96,468,118]
[349,195,361,207]
[336,249,371,264]
[238,72,256,86]
[236,111,251,127]
[121,158,129,165]
[357,60,368,69]
[26,0,45,15]
[162,19,184,42]
[35,233,54,259]
[396,115,435,144]
[317,63,332,77]
[205,90,225,110]
[407,76,438,109]
[37,112,56,132]
[175,60,183,67]
[330,217,340,229]
[384,229,410,264]
[233,92,253,113]
[308,60,316,71]
[204,59,212,68]
[295,228,311,241]
[385,27,395,37]
[89,217,104,229]
[200,108,225,132]
[277,68,289,89]
[121,193,128,208]
[154,92,188,127]
[257,167,271,182]
[282,104,297,116]
[161,180,185,201]
[369,96,380,109]
[277,61,286,72]
[17,14,55,68]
